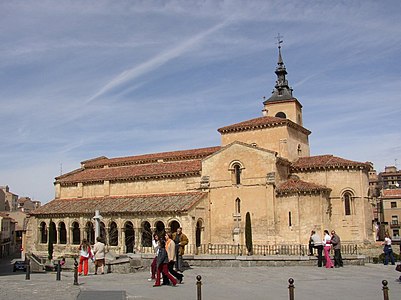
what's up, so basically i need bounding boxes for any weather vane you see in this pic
[275,33,283,48]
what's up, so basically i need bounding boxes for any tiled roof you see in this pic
[382,189,401,198]
[31,192,207,216]
[217,116,311,135]
[291,155,371,171]
[276,178,331,195]
[82,146,221,168]
[56,160,202,184]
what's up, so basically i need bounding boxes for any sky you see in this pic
[1,0,401,204]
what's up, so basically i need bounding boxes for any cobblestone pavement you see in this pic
[1,260,400,300]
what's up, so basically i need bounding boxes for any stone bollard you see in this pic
[196,275,202,300]
[56,260,61,281]
[382,280,389,300]
[25,259,30,280]
[73,258,79,285]
[288,278,295,300]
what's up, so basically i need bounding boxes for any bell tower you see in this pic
[262,35,303,126]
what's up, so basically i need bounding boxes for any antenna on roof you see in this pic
[60,163,63,176]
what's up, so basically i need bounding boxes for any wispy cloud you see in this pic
[85,20,230,103]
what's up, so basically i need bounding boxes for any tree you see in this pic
[48,219,54,261]
[245,212,253,255]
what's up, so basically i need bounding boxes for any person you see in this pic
[323,230,334,268]
[164,232,183,284]
[93,236,106,275]
[148,233,160,282]
[308,231,314,256]
[172,227,188,272]
[153,239,177,287]
[78,239,93,276]
[331,230,343,268]
[382,232,395,265]
[310,230,323,267]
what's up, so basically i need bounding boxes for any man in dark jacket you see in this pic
[331,230,343,267]
[172,227,188,272]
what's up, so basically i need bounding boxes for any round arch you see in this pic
[71,221,80,245]
[108,221,118,246]
[169,220,181,233]
[124,221,135,253]
[58,222,67,244]
[154,221,166,236]
[196,219,204,248]
[141,221,152,247]
[85,221,95,245]
[39,221,47,244]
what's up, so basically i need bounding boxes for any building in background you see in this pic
[17,197,41,213]
[0,186,18,212]
[0,212,16,258]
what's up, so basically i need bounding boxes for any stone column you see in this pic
[121,227,126,254]
[93,210,103,241]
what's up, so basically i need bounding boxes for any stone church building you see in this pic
[27,45,375,257]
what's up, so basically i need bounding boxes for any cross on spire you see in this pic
[275,33,284,48]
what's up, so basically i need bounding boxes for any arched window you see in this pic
[141,221,152,247]
[234,164,241,184]
[72,222,80,245]
[109,221,118,246]
[275,112,286,119]
[40,222,47,244]
[235,198,241,215]
[343,191,353,215]
[59,222,67,244]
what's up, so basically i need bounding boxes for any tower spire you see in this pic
[264,34,294,104]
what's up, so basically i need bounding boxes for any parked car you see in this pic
[13,260,26,272]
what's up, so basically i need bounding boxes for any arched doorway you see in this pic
[124,221,135,253]
[196,220,202,248]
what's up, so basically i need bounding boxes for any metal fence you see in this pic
[140,243,359,256]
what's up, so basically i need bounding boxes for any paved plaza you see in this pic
[0,259,400,300]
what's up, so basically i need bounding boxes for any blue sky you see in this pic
[1,0,401,203]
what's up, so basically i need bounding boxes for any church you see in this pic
[26,44,375,258]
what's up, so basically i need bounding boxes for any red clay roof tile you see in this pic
[83,146,221,168]
[382,189,401,198]
[276,178,331,194]
[291,155,370,171]
[217,116,311,135]
[31,192,207,216]
[56,160,202,184]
